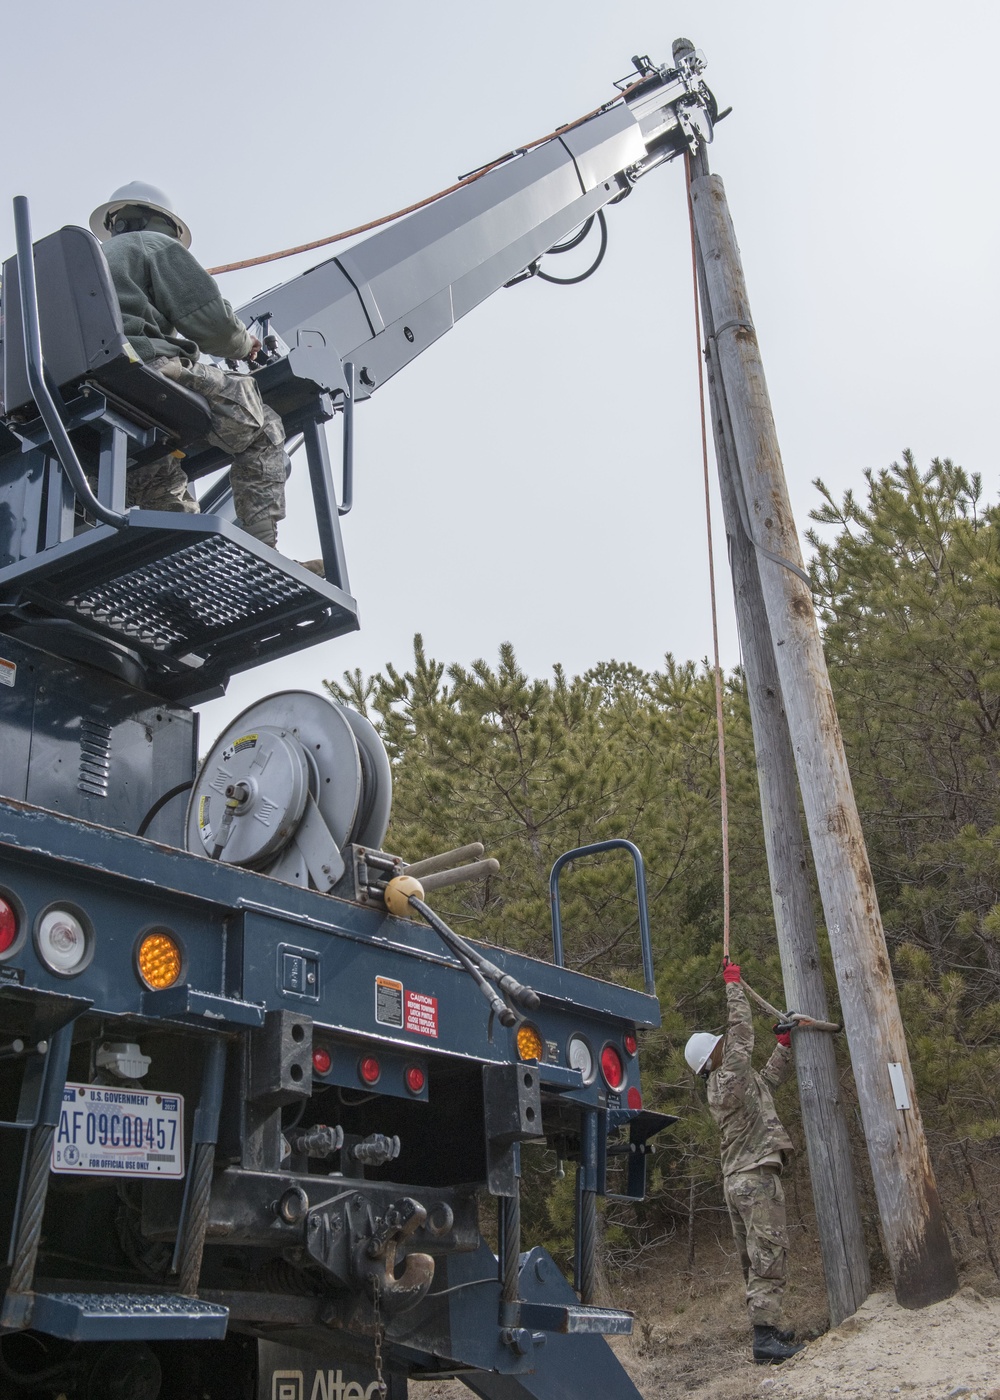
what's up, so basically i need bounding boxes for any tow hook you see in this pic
[353,1197,434,1312]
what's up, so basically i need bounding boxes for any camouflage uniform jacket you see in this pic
[103,230,253,364]
[707,983,794,1177]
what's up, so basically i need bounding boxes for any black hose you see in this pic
[136,780,194,838]
[537,210,608,285]
[411,897,516,1026]
[409,896,531,1026]
[545,216,595,254]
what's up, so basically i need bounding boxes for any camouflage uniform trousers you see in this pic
[126,357,287,547]
[724,1164,789,1328]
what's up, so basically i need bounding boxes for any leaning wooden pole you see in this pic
[689,168,957,1308]
[687,150,870,1323]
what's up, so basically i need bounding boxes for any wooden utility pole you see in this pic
[688,149,870,1323]
[689,165,957,1308]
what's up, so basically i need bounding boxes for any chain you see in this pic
[372,1276,387,1400]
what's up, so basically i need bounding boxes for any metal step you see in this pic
[516,1300,633,1335]
[0,514,358,702]
[30,1290,229,1341]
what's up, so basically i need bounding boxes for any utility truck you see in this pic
[0,40,718,1400]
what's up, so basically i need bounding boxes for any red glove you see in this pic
[722,961,741,985]
[775,1030,792,1048]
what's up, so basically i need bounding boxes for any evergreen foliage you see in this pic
[324,454,1000,1282]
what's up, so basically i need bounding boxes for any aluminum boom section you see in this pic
[239,58,713,402]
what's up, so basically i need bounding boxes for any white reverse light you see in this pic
[35,906,93,976]
[567,1034,595,1084]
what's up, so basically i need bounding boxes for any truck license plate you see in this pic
[53,1083,185,1178]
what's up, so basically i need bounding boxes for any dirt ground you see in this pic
[414,1229,1000,1400]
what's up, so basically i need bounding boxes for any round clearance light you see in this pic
[136,931,183,990]
[567,1034,595,1084]
[35,905,93,977]
[624,1030,638,1056]
[405,1065,426,1095]
[600,1044,624,1090]
[0,894,20,955]
[627,1086,643,1110]
[516,1024,543,1063]
[359,1055,381,1086]
[312,1047,333,1075]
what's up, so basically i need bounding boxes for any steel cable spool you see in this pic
[185,691,392,889]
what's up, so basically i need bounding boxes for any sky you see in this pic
[3,1,997,744]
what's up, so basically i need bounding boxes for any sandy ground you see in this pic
[765,1287,1000,1400]
[416,1287,1000,1400]
[415,1256,1000,1400]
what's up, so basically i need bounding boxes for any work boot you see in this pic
[752,1324,804,1364]
[296,559,325,577]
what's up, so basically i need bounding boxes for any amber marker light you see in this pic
[516,1024,543,1063]
[137,931,183,989]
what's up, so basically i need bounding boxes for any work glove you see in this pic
[772,1022,793,1047]
[722,960,741,985]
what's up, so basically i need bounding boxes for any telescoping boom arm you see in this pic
[239,40,717,407]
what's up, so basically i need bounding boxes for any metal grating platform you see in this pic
[66,536,316,651]
[0,514,359,702]
[31,1290,229,1341]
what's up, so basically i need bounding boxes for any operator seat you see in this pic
[0,223,213,453]
[0,215,358,704]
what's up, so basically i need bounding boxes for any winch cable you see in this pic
[382,876,540,1027]
[684,149,731,966]
[205,78,650,277]
[741,980,841,1035]
[683,153,839,1037]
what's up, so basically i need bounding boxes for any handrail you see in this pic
[11,196,128,530]
[548,839,655,996]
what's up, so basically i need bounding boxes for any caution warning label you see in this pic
[404,990,439,1038]
[375,976,403,1028]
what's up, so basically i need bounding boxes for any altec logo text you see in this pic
[271,1371,383,1400]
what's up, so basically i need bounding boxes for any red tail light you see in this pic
[623,1031,638,1056]
[600,1044,624,1089]
[359,1055,381,1085]
[405,1066,426,1094]
[312,1048,332,1075]
[627,1087,642,1110]
[0,895,18,955]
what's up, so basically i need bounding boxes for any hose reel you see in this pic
[185,691,391,890]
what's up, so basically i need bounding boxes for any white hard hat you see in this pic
[89,182,191,248]
[684,1031,723,1075]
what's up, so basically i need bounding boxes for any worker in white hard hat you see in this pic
[89,182,289,551]
[684,960,804,1366]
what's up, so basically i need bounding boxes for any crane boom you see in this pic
[239,41,716,406]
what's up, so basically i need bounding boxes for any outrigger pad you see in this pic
[0,514,359,703]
